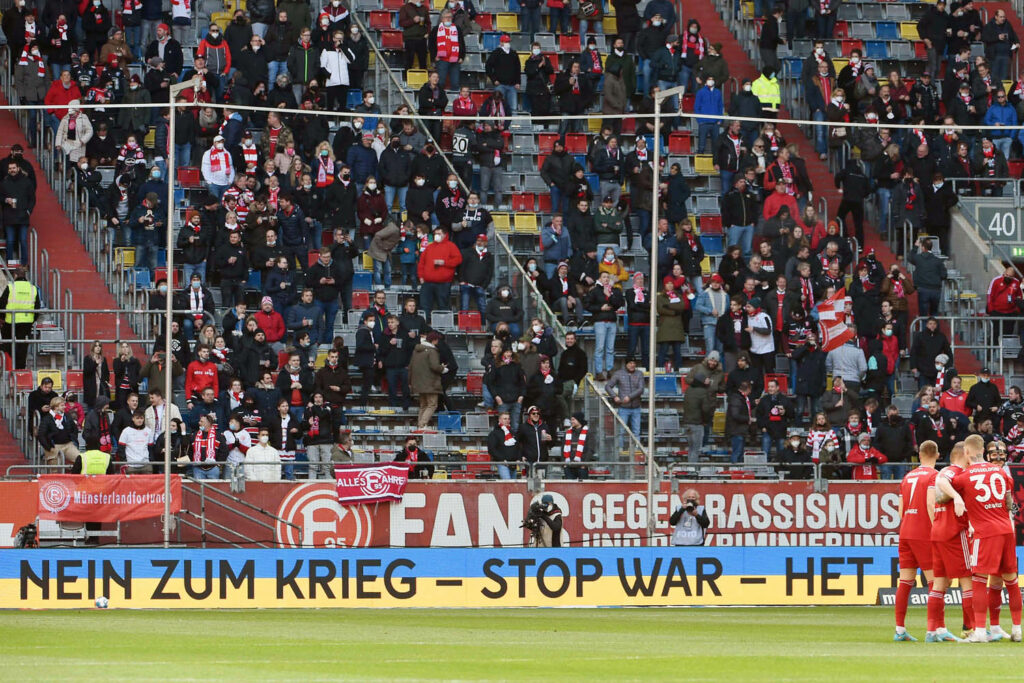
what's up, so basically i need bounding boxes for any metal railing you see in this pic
[909,314,1002,372]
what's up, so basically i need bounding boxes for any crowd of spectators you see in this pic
[6,0,1024,483]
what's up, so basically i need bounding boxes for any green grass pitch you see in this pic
[0,607,1020,680]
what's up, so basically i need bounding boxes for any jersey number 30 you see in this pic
[969,472,1008,503]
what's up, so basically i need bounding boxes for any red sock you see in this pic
[962,587,975,630]
[973,576,990,629]
[990,586,1002,626]
[927,582,944,632]
[895,579,913,628]
[1006,578,1023,627]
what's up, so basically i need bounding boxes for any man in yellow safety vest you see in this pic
[0,267,41,369]
[70,441,114,475]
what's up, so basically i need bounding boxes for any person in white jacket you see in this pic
[319,30,356,111]
[223,414,253,478]
[201,134,235,198]
[55,101,93,162]
[244,427,282,481]
[744,297,776,377]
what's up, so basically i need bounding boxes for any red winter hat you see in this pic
[500,34,511,43]
[157,22,170,32]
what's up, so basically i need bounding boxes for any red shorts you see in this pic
[899,537,933,572]
[932,533,972,579]
[969,533,1018,576]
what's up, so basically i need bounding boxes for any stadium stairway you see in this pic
[693,0,983,375]
[0,95,140,463]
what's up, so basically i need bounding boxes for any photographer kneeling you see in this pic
[523,494,563,547]
[669,489,710,546]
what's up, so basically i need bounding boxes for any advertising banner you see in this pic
[0,547,948,609]
[36,475,182,523]
[334,464,409,506]
[0,482,40,547]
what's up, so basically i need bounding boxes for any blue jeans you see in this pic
[191,465,220,479]
[719,170,735,197]
[727,224,754,259]
[626,325,649,366]
[281,463,295,480]
[497,463,514,479]
[816,12,836,39]
[124,25,142,59]
[386,367,411,409]
[183,262,206,284]
[993,136,1013,160]
[373,257,392,288]
[634,208,651,245]
[385,185,407,218]
[209,183,229,200]
[5,224,28,263]
[497,400,522,431]
[419,281,451,318]
[678,64,693,91]
[548,7,569,33]
[619,406,641,450]
[436,60,460,90]
[521,7,541,37]
[460,284,486,313]
[174,142,192,166]
[918,287,941,316]
[593,321,617,374]
[876,187,892,235]
[813,110,827,155]
[696,121,719,154]
[134,235,158,271]
[992,55,1010,83]
[315,298,339,343]
[543,261,560,278]
[703,324,720,354]
[657,342,682,367]
[761,433,784,459]
[268,60,287,85]
[482,382,495,408]
[495,84,518,112]
[550,184,566,214]
[730,435,745,463]
[579,18,603,38]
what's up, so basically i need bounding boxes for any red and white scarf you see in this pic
[193,427,218,462]
[209,147,231,173]
[807,428,837,463]
[501,424,515,446]
[563,425,588,461]
[633,285,645,303]
[681,33,705,60]
[587,49,602,74]
[54,20,67,43]
[435,23,460,62]
[122,0,141,14]
[936,367,946,390]
[241,141,258,168]
[18,46,45,78]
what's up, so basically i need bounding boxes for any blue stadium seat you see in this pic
[346,89,364,109]
[700,234,724,256]
[654,375,681,396]
[482,32,501,51]
[875,22,899,40]
[352,272,372,291]
[865,41,888,59]
[585,172,600,194]
[131,268,152,289]
[247,270,262,289]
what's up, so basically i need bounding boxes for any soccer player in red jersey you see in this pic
[928,441,974,641]
[939,434,1022,642]
[894,440,939,641]
[981,442,1014,640]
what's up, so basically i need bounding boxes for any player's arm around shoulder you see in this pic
[926,486,936,522]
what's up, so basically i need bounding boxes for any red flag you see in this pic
[816,288,854,352]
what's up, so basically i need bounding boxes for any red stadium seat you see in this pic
[467,450,491,472]
[475,13,493,30]
[470,90,491,109]
[536,154,547,172]
[701,214,723,234]
[765,373,788,394]
[466,371,484,395]
[539,133,559,153]
[1009,160,1024,178]
[537,193,552,212]
[668,132,691,154]
[352,291,371,309]
[565,133,587,154]
[176,167,201,187]
[380,30,404,50]
[14,370,33,392]
[382,0,403,8]
[841,40,864,55]
[66,371,84,393]
[369,11,393,29]
[459,310,482,332]
[559,34,581,52]
[834,21,849,39]
[993,376,1007,395]
[914,42,928,59]
[512,193,535,211]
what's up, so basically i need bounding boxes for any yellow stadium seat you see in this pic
[700,256,710,274]
[37,370,63,392]
[210,12,233,29]
[492,212,511,232]
[712,411,725,434]
[315,350,330,369]
[688,215,697,231]
[588,117,602,133]
[514,213,538,233]
[407,69,429,90]
[143,127,156,150]
[362,253,374,270]
[832,58,849,73]
[899,23,920,41]
[694,155,716,174]
[960,374,978,392]
[495,13,519,33]
[433,0,447,8]
[742,2,754,19]
[603,16,617,33]
[115,247,135,268]
[518,52,529,68]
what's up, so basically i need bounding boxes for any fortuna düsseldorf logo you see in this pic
[275,483,373,548]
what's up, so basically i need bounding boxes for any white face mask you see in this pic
[815,48,824,56]
[433,234,443,243]
[366,320,375,329]
[366,182,377,190]
[448,180,458,189]
[533,325,543,333]
[500,44,510,53]
[532,47,541,56]
[367,96,374,105]
[376,127,386,135]
[614,48,624,56]
[790,439,800,448]
[706,80,715,89]
[849,420,859,428]
[743,84,751,92]
[468,202,479,209]
[259,435,269,444]
[415,178,425,186]
[936,364,944,371]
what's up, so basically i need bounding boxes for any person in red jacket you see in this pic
[987,261,1022,335]
[185,345,219,399]
[939,375,970,422]
[417,226,463,318]
[43,70,82,133]
[253,296,286,349]
[846,431,889,480]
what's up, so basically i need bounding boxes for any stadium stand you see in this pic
[0,0,1023,483]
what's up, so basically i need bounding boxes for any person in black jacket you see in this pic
[212,230,249,309]
[395,435,435,478]
[715,297,750,372]
[793,331,826,424]
[0,160,36,265]
[37,395,80,467]
[487,412,521,479]
[874,403,915,478]
[302,392,338,479]
[624,272,651,366]
[417,70,448,142]
[304,246,346,343]
[918,0,951,78]
[380,314,413,410]
[556,331,589,415]
[486,347,528,430]
[458,234,494,313]
[145,24,184,79]
[759,5,784,75]
[834,159,870,244]
[485,34,522,111]
[966,367,1002,426]
[354,316,382,402]
[517,406,554,465]
[720,175,758,261]
[714,120,744,194]
[555,62,593,135]
[177,210,213,283]
[755,377,793,458]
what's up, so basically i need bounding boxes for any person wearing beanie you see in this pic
[695,272,729,355]
[606,356,645,452]
[563,411,593,480]
[744,296,775,375]
[253,296,286,349]
[682,351,724,462]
